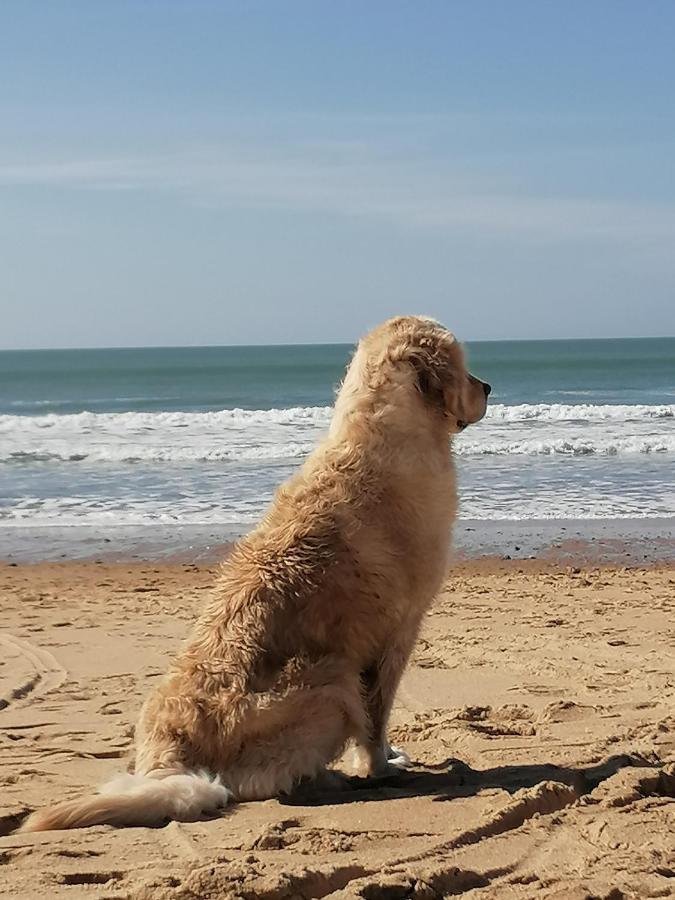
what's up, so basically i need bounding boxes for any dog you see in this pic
[20,315,490,831]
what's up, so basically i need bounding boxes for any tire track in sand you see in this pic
[0,633,67,710]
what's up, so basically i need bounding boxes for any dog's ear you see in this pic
[409,350,446,411]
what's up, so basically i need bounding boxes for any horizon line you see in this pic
[1,334,674,353]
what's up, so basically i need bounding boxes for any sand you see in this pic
[1,557,674,899]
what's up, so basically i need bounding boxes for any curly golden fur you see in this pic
[20,315,490,832]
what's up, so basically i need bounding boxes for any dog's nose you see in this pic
[483,382,492,397]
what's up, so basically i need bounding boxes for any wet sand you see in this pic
[1,555,674,899]
[4,517,675,565]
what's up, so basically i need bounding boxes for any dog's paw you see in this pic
[385,743,412,769]
[351,741,413,777]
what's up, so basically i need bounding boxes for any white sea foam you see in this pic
[0,405,332,434]
[455,434,675,457]
[1,403,673,463]
[4,443,315,464]
[1,401,672,434]
[485,403,675,421]
[3,435,674,463]
[0,406,330,466]
[3,486,673,527]
[1,496,262,526]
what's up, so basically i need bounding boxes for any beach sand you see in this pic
[1,556,674,899]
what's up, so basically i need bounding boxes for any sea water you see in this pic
[1,337,674,559]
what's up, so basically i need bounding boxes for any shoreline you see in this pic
[2,516,675,566]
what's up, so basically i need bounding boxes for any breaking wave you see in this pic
[1,402,674,464]
[0,404,675,464]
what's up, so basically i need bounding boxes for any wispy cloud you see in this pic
[2,140,675,245]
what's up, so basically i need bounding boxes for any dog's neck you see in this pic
[328,353,450,465]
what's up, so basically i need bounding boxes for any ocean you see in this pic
[1,337,674,561]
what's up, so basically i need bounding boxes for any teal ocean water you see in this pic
[1,337,674,557]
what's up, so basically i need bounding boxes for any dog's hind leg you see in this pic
[223,680,366,802]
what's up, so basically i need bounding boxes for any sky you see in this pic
[1,1,674,349]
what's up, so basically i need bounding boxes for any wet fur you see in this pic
[20,316,488,832]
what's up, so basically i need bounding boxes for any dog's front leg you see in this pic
[353,639,415,777]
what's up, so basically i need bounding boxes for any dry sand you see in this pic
[1,557,674,899]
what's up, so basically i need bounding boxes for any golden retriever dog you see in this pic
[21,315,490,832]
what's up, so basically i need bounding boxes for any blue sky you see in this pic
[1,1,674,348]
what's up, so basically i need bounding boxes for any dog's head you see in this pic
[395,316,490,433]
[339,316,490,435]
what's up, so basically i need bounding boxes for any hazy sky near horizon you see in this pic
[2,1,675,349]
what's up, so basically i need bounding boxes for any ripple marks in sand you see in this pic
[0,633,67,710]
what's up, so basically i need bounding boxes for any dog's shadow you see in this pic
[280,752,650,807]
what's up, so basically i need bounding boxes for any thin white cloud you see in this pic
[1,142,675,245]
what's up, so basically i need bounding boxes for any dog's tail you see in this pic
[18,770,230,832]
